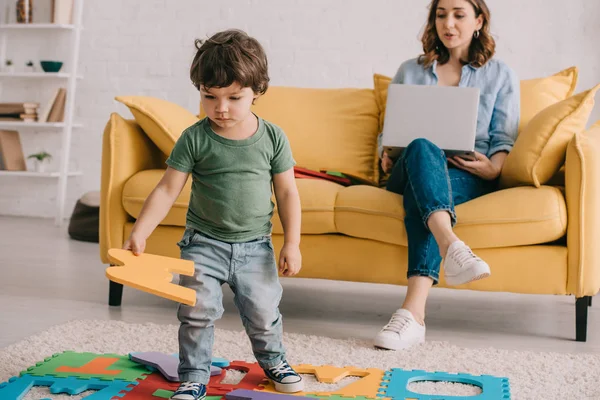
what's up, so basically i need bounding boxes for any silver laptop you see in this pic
[381,84,480,161]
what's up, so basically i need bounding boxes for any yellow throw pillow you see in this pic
[500,84,600,188]
[519,67,578,132]
[373,73,393,132]
[116,96,199,155]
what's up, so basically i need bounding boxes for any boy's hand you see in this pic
[381,152,394,173]
[278,243,302,277]
[123,233,146,256]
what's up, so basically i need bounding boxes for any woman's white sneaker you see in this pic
[373,309,425,350]
[443,241,491,286]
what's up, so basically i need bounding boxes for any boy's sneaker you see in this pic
[264,360,304,393]
[171,382,206,400]
[373,308,425,350]
[443,240,491,286]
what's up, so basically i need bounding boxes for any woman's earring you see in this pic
[474,30,480,39]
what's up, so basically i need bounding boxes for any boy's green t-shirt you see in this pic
[166,116,295,243]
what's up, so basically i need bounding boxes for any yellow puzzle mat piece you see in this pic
[259,364,384,398]
[106,248,196,306]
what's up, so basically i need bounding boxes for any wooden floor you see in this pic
[0,216,598,354]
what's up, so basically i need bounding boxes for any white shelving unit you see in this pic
[0,23,75,30]
[0,170,81,178]
[0,72,83,78]
[0,0,84,225]
[0,121,82,129]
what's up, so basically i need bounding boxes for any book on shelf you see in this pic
[46,88,67,122]
[40,88,61,123]
[0,130,27,171]
[0,114,38,122]
[52,0,74,24]
[20,113,38,122]
[0,102,40,122]
[0,102,39,115]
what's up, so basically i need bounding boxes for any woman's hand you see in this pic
[447,151,501,180]
[381,152,394,173]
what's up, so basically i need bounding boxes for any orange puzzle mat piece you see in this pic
[106,249,196,306]
[56,357,122,375]
[259,364,384,398]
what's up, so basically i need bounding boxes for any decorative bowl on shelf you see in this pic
[40,61,63,73]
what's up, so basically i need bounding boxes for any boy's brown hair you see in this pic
[190,29,269,95]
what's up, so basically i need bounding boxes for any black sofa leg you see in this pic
[576,296,590,342]
[109,280,123,307]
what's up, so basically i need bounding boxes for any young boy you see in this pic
[122,29,304,400]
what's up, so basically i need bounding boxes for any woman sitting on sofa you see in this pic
[374,0,519,350]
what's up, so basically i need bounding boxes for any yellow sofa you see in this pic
[100,68,599,342]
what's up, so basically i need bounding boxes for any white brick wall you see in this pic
[2,0,599,218]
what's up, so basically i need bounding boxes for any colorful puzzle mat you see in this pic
[0,351,510,399]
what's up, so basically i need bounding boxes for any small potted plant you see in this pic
[25,60,35,73]
[5,59,14,73]
[28,151,52,173]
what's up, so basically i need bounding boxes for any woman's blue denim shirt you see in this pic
[378,57,520,158]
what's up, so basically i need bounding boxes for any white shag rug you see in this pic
[1,320,599,400]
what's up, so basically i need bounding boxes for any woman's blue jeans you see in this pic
[386,139,497,283]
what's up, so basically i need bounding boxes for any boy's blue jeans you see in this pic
[176,229,286,384]
[386,138,497,283]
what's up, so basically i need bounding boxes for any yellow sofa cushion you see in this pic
[239,86,380,184]
[373,73,392,132]
[519,67,578,132]
[500,85,600,188]
[123,169,567,249]
[122,170,344,234]
[272,179,343,234]
[373,67,578,135]
[116,96,199,156]
[335,185,567,249]
[123,170,191,226]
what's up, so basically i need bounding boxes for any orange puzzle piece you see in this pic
[56,357,121,375]
[106,248,196,306]
[259,364,384,398]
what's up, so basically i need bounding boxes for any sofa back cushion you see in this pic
[201,86,380,183]
[373,73,392,132]
[500,84,600,188]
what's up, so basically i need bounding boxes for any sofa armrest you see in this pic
[99,113,166,264]
[566,125,600,297]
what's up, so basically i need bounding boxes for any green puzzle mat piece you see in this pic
[22,351,150,381]
[152,389,175,399]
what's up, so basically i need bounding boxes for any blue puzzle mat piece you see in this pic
[211,357,230,368]
[0,374,137,400]
[377,368,510,400]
